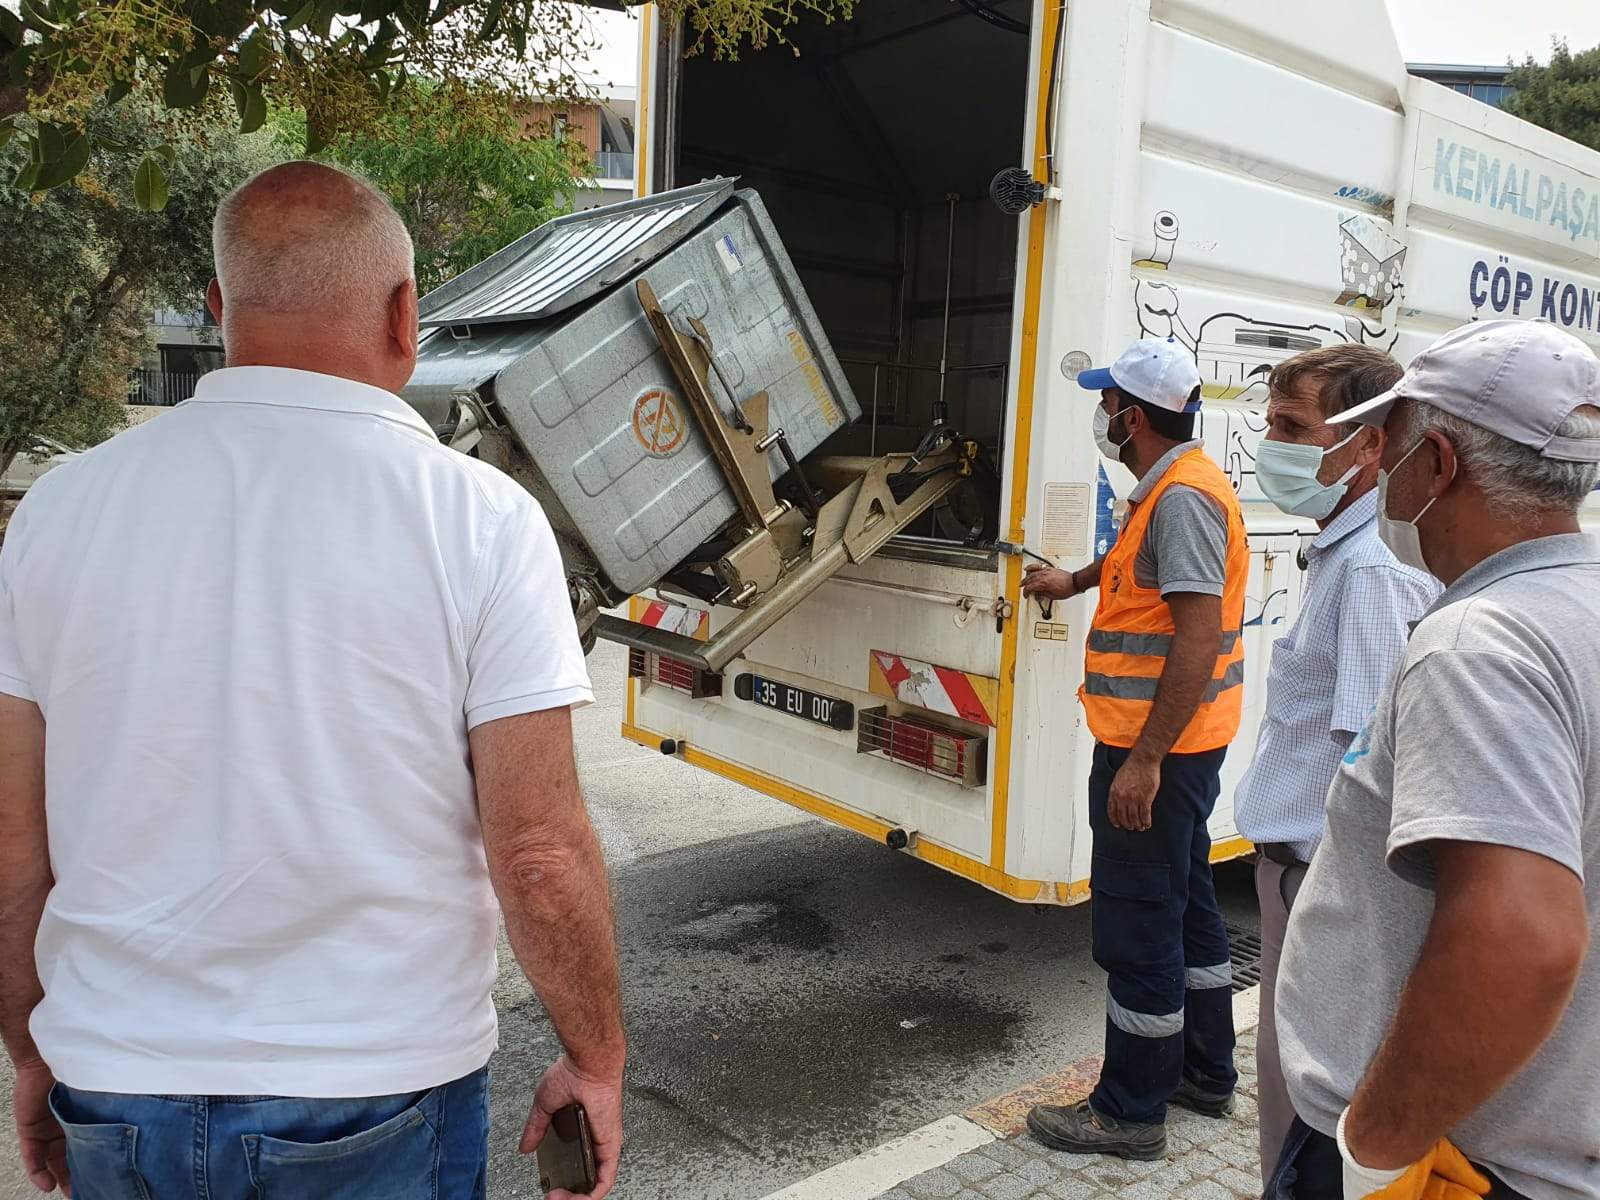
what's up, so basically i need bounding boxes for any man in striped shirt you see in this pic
[1234,344,1439,1180]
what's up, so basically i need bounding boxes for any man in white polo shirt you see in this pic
[0,162,624,1199]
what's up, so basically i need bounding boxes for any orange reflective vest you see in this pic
[1080,448,1248,753]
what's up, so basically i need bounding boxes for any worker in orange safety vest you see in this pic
[1021,338,1248,1161]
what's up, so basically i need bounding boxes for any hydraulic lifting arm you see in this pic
[592,279,979,675]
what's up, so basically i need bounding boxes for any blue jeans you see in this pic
[49,1067,489,1200]
[1088,742,1238,1126]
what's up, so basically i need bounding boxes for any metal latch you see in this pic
[447,392,497,455]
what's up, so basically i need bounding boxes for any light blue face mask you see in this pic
[1254,427,1364,520]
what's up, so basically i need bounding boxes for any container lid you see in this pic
[417,178,736,328]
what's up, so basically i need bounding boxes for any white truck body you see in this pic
[619,0,1600,902]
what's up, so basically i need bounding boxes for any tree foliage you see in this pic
[0,99,277,476]
[1506,41,1600,153]
[0,0,857,206]
[279,85,588,294]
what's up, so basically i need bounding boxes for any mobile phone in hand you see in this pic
[538,1104,597,1195]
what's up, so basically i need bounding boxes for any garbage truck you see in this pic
[404,0,1600,904]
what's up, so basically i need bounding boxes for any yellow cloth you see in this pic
[1367,1139,1492,1200]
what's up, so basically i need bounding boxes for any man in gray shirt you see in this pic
[1235,344,1440,1181]
[1276,319,1600,1200]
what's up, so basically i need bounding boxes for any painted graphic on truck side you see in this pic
[1130,209,1407,409]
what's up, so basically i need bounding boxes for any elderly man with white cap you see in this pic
[1272,318,1600,1200]
[1024,338,1247,1160]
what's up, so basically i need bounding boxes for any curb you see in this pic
[759,984,1263,1200]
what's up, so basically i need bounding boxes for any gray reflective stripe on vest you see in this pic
[1186,961,1233,990]
[1106,987,1184,1039]
[1087,629,1242,657]
[1083,658,1247,703]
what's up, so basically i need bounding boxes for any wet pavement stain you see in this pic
[625,979,1028,1153]
[670,896,836,953]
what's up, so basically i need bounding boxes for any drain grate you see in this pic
[1226,923,1264,993]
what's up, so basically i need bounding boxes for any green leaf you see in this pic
[0,117,17,149]
[37,121,64,162]
[304,113,327,154]
[477,0,504,40]
[180,43,218,70]
[310,0,339,39]
[163,59,211,109]
[18,0,62,33]
[8,43,33,85]
[133,155,170,212]
[12,160,39,190]
[281,0,316,31]
[0,6,23,48]
[239,83,266,133]
[238,29,271,79]
[191,0,254,39]
[153,141,177,163]
[395,0,428,35]
[33,133,89,189]
[105,77,133,105]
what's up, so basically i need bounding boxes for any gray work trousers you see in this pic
[1255,855,1308,1183]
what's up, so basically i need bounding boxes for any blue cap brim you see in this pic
[1077,367,1117,391]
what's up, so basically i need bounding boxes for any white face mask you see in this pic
[1255,427,1363,520]
[1094,405,1130,461]
[1376,437,1444,576]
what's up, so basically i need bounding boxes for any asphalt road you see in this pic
[0,638,1259,1200]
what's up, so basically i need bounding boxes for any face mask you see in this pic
[1255,428,1363,520]
[1093,405,1130,461]
[1377,438,1445,576]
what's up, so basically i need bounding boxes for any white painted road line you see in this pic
[757,984,1265,1200]
[758,1115,995,1200]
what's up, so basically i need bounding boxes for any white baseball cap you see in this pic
[1330,319,1600,463]
[1077,338,1203,413]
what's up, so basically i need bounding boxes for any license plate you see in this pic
[735,673,854,731]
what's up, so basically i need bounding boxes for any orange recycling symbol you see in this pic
[632,387,687,458]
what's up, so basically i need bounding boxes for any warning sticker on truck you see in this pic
[716,234,745,276]
[632,386,687,457]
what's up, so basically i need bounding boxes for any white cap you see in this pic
[1077,338,1203,413]
[1330,319,1600,462]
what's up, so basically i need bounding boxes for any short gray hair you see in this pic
[1399,400,1600,518]
[212,161,415,318]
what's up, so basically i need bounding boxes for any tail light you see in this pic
[857,707,987,788]
[628,650,723,700]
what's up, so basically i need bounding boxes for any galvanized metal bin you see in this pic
[403,180,861,599]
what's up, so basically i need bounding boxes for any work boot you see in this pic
[1170,1077,1236,1118]
[1027,1100,1167,1161]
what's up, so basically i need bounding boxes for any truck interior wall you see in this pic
[676,1,1031,532]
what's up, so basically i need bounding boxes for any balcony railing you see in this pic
[593,151,634,180]
[132,368,204,407]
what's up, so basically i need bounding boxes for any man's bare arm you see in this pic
[471,706,625,1198]
[473,707,624,1069]
[1,693,70,1195]
[1344,842,1587,1169]
[1020,556,1105,602]
[0,694,48,1070]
